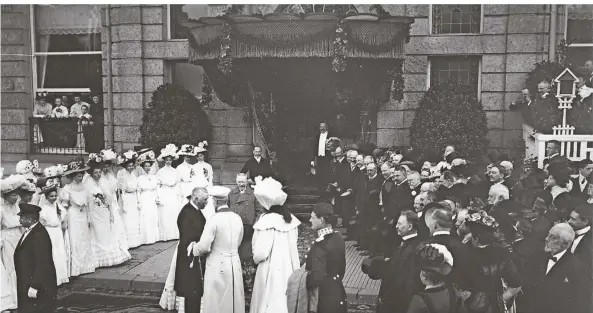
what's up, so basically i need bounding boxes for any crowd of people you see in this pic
[310,128,592,313]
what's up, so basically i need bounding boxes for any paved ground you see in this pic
[67,231,380,304]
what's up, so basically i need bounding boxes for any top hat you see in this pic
[18,203,42,216]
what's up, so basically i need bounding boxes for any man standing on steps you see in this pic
[240,145,273,185]
[311,122,332,192]
[175,187,209,313]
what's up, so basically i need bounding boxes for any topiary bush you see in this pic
[140,83,212,150]
[410,81,488,161]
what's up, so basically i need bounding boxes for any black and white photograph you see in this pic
[1,3,592,313]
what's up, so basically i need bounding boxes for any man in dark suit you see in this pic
[520,223,590,313]
[240,145,273,183]
[229,173,257,261]
[529,81,562,134]
[329,146,350,225]
[376,162,396,255]
[175,187,209,313]
[569,159,593,203]
[568,204,592,279]
[509,88,534,125]
[542,140,570,172]
[311,122,333,191]
[362,210,424,313]
[424,205,470,290]
[14,204,57,313]
[338,149,360,238]
[359,163,383,256]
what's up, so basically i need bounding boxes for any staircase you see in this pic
[284,186,319,220]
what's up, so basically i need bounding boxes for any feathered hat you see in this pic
[86,153,105,169]
[63,157,89,176]
[466,210,500,231]
[1,175,27,195]
[253,176,287,210]
[43,165,62,179]
[415,243,454,276]
[194,141,208,154]
[158,144,179,161]
[178,144,197,157]
[137,149,156,165]
[40,178,59,195]
[15,160,33,175]
[117,150,138,166]
[99,148,118,162]
[19,179,37,193]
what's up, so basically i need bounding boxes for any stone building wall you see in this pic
[1,5,33,172]
[376,4,566,155]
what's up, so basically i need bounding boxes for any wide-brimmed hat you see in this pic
[1,175,27,195]
[64,158,89,176]
[99,149,118,162]
[415,243,454,276]
[35,92,48,101]
[43,165,64,179]
[157,144,179,161]
[86,153,105,170]
[19,180,37,193]
[137,149,156,165]
[253,176,287,210]
[40,179,59,194]
[178,144,196,157]
[466,210,499,230]
[15,160,33,175]
[117,150,138,166]
[194,141,208,154]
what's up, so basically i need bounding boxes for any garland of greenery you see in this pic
[332,19,348,73]
[199,74,213,106]
[218,21,233,75]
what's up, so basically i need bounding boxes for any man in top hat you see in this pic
[175,187,209,313]
[14,203,57,313]
[191,185,245,313]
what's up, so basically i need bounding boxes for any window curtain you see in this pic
[37,35,51,89]
[35,5,101,36]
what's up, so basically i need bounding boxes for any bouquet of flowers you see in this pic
[93,193,107,207]
[466,210,499,229]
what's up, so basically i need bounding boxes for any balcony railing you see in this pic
[30,117,104,155]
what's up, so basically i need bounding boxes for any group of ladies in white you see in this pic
[159,176,302,313]
[0,141,214,313]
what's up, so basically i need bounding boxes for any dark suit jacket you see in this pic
[521,250,591,313]
[571,229,593,279]
[14,223,57,313]
[568,176,590,203]
[229,186,257,262]
[427,233,470,290]
[331,157,351,191]
[366,175,384,224]
[174,202,207,297]
[380,177,396,220]
[240,157,273,181]
[371,235,424,313]
[311,132,332,158]
[305,232,347,313]
[529,95,562,133]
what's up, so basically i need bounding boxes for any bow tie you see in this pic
[548,255,558,262]
[581,178,587,185]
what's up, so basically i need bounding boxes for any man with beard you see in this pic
[175,187,209,313]
[362,210,423,313]
[329,146,350,227]
[338,149,360,238]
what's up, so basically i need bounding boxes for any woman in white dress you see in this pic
[38,182,69,286]
[86,155,131,267]
[137,149,160,245]
[100,149,129,251]
[192,141,213,189]
[250,177,301,313]
[117,150,142,248]
[176,144,197,200]
[156,144,182,241]
[1,175,26,312]
[60,158,96,277]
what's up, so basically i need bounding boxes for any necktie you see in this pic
[548,254,558,262]
[582,178,587,185]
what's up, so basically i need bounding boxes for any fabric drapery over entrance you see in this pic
[35,4,102,35]
[183,15,413,61]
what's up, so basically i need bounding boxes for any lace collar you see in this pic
[315,226,334,242]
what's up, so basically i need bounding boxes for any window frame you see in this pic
[30,4,102,95]
[426,56,482,99]
[563,5,593,47]
[167,4,190,41]
[428,4,484,36]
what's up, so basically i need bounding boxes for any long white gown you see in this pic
[191,161,213,189]
[86,177,131,268]
[39,197,69,286]
[176,162,195,199]
[118,169,142,248]
[249,213,301,313]
[102,171,130,251]
[138,172,160,245]
[60,182,96,276]
[156,165,182,241]
[0,200,20,311]
[159,198,216,313]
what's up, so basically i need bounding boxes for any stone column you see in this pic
[1,5,33,171]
